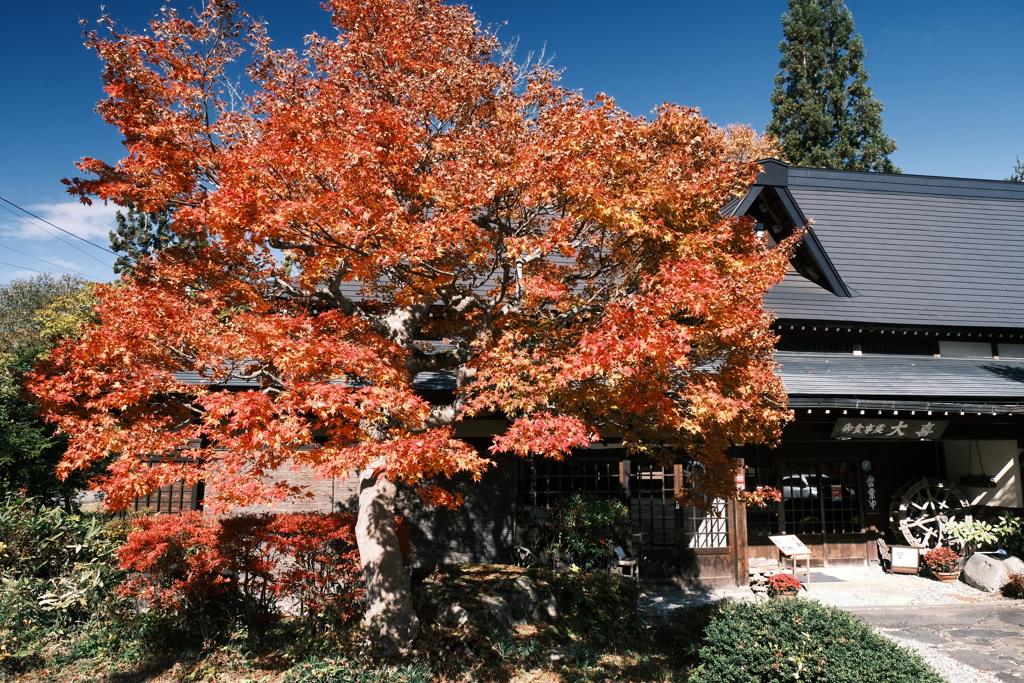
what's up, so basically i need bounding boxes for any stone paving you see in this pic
[640,566,1024,683]
[849,604,1024,683]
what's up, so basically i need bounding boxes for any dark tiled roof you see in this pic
[776,351,1024,400]
[762,166,1024,329]
[788,166,1024,201]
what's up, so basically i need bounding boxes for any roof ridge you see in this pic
[788,167,1024,201]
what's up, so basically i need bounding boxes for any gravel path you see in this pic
[878,630,1002,683]
[801,566,1008,607]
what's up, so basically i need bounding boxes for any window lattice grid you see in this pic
[518,457,621,510]
[132,479,201,514]
[681,498,729,549]
[779,460,862,535]
[628,462,677,552]
[816,460,862,534]
[780,461,824,535]
[745,462,782,537]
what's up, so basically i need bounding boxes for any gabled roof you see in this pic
[750,161,1024,329]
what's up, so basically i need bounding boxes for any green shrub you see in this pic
[0,495,130,672]
[284,657,433,683]
[0,576,54,669]
[689,598,943,683]
[0,494,127,580]
[660,601,726,667]
[415,564,641,646]
[945,519,997,553]
[994,513,1024,555]
[549,569,642,648]
[553,494,631,570]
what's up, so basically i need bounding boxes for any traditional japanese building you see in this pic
[160,161,1024,588]
[513,161,1024,586]
[721,161,1024,580]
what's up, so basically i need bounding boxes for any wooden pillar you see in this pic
[732,458,749,587]
[673,463,685,577]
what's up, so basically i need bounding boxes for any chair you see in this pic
[876,537,892,573]
[510,545,533,567]
[613,545,640,580]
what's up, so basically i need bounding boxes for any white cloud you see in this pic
[0,201,120,242]
[44,255,87,270]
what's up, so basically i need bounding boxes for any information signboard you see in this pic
[891,546,920,574]
[768,535,810,557]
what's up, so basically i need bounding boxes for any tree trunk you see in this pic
[355,466,420,656]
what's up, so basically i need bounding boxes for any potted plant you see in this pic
[922,546,962,582]
[767,572,803,597]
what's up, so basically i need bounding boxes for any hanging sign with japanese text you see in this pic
[829,417,949,440]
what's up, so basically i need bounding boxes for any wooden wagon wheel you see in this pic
[889,478,972,548]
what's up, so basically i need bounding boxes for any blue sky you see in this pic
[2,0,1021,286]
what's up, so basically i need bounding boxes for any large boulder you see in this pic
[962,552,1024,592]
[416,566,561,633]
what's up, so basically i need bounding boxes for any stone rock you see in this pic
[1006,555,1024,574]
[437,603,470,626]
[963,553,1024,592]
[749,557,780,575]
[421,573,561,631]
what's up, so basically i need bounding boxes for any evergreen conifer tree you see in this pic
[110,204,177,275]
[768,0,899,172]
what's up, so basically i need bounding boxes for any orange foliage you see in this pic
[117,511,384,621]
[117,511,228,613]
[29,0,793,511]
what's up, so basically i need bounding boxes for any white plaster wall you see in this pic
[944,440,1022,507]
[998,343,1024,359]
[938,341,993,357]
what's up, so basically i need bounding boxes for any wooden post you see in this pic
[674,463,685,577]
[619,459,631,500]
[733,458,749,587]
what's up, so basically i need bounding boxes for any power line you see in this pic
[0,194,117,256]
[0,260,49,275]
[0,202,112,268]
[0,244,91,278]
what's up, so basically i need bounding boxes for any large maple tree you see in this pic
[30,0,792,653]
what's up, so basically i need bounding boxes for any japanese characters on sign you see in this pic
[865,475,877,511]
[829,417,949,440]
[768,535,811,557]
